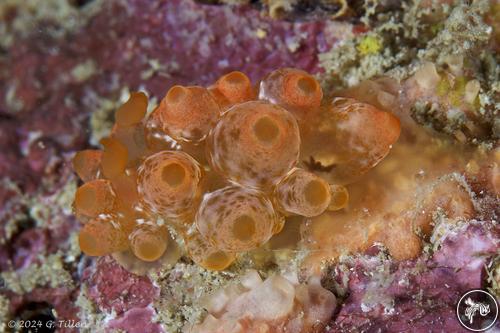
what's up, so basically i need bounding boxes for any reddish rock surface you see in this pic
[83,256,159,315]
[327,223,499,333]
[108,306,164,333]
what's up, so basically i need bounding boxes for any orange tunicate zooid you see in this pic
[207,100,300,190]
[157,85,221,142]
[144,107,179,152]
[301,97,401,185]
[195,185,281,252]
[73,150,102,182]
[110,92,150,167]
[100,136,128,180]
[114,92,148,127]
[73,179,115,218]
[259,68,323,122]
[129,224,169,262]
[328,184,349,211]
[137,151,203,224]
[274,168,332,217]
[209,71,255,109]
[78,216,128,256]
[184,229,236,271]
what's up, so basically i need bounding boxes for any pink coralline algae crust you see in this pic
[327,223,499,333]
[83,256,159,315]
[0,163,80,271]
[94,0,334,88]
[432,225,499,288]
[10,228,48,271]
[108,307,163,333]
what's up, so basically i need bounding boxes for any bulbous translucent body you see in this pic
[114,92,148,127]
[207,101,300,190]
[137,151,203,222]
[210,71,255,108]
[327,184,349,211]
[112,91,149,165]
[259,68,323,121]
[100,137,128,179]
[195,186,279,252]
[185,230,236,271]
[79,217,128,256]
[337,77,400,113]
[112,123,149,167]
[158,85,221,142]
[144,107,179,152]
[73,150,102,182]
[72,68,406,272]
[274,168,332,217]
[129,224,169,262]
[74,179,115,218]
[301,98,401,184]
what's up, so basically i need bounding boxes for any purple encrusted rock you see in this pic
[108,306,164,333]
[83,256,159,315]
[327,222,499,333]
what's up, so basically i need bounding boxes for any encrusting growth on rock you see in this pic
[72,68,401,271]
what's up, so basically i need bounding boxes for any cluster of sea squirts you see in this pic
[72,68,401,270]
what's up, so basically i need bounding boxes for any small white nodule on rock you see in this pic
[414,62,441,91]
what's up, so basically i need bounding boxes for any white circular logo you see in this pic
[456,289,498,331]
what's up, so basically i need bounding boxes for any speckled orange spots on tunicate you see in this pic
[79,217,128,256]
[158,85,221,142]
[137,151,203,224]
[196,186,279,252]
[274,168,331,217]
[207,101,300,190]
[185,230,236,271]
[259,68,323,121]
